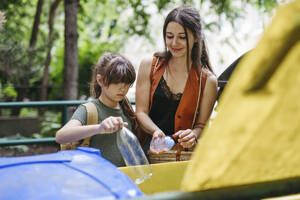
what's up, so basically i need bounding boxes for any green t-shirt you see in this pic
[71,99,133,167]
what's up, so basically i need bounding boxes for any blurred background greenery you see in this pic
[0,0,288,140]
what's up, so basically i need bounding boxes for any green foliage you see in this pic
[7,145,29,154]
[39,111,61,137]
[19,108,38,117]
[0,0,23,10]
[0,1,51,102]
[203,0,282,29]
[0,31,46,101]
[2,1,36,43]
[248,0,280,12]
[0,0,283,145]
[0,1,59,101]
[0,134,30,154]
[0,83,17,100]
[0,0,282,102]
[48,40,64,100]
[127,0,151,36]
[155,0,172,11]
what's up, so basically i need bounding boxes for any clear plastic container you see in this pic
[150,136,175,152]
[117,127,152,184]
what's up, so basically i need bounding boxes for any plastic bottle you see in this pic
[150,136,175,152]
[116,127,152,184]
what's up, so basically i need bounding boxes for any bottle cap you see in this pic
[165,136,175,148]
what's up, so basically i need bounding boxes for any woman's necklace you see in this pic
[165,62,189,94]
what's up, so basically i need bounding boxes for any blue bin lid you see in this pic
[0,147,143,200]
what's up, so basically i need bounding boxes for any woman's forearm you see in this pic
[192,127,204,139]
[136,112,162,135]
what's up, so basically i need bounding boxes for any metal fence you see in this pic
[0,100,88,146]
[0,79,226,147]
[0,100,136,146]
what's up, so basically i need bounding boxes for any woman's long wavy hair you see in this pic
[155,6,214,73]
[90,52,138,131]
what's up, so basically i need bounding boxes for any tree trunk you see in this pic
[63,0,78,100]
[29,0,44,47]
[41,0,62,101]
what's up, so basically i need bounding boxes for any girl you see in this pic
[56,52,137,167]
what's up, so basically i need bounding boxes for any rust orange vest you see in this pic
[149,56,208,133]
[149,56,208,161]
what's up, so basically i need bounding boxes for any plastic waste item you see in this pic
[150,136,175,152]
[117,127,152,184]
[0,147,143,200]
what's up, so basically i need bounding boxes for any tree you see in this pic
[29,0,44,48]
[41,0,62,101]
[63,0,78,100]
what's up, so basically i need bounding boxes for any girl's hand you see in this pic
[98,116,128,134]
[173,129,197,148]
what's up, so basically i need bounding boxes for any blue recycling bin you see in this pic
[0,147,143,200]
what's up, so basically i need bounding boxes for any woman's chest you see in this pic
[163,73,187,94]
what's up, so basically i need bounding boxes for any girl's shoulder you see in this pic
[82,99,103,116]
[89,99,100,106]
[82,99,100,112]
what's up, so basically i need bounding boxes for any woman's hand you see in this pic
[173,129,198,148]
[152,129,165,139]
[149,129,166,155]
[98,116,128,134]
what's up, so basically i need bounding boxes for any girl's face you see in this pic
[165,22,195,59]
[101,81,130,103]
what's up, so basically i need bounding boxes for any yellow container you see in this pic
[119,161,189,194]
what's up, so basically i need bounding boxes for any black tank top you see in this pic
[149,76,182,136]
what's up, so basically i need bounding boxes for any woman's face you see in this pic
[165,21,195,58]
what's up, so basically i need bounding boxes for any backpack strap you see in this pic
[80,102,98,147]
[60,101,98,150]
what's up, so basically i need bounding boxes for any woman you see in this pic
[136,6,218,160]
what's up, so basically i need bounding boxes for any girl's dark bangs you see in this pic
[105,63,135,85]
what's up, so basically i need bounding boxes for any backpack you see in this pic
[60,102,98,150]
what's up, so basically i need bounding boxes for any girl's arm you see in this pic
[56,116,126,144]
[174,73,218,148]
[135,57,165,138]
